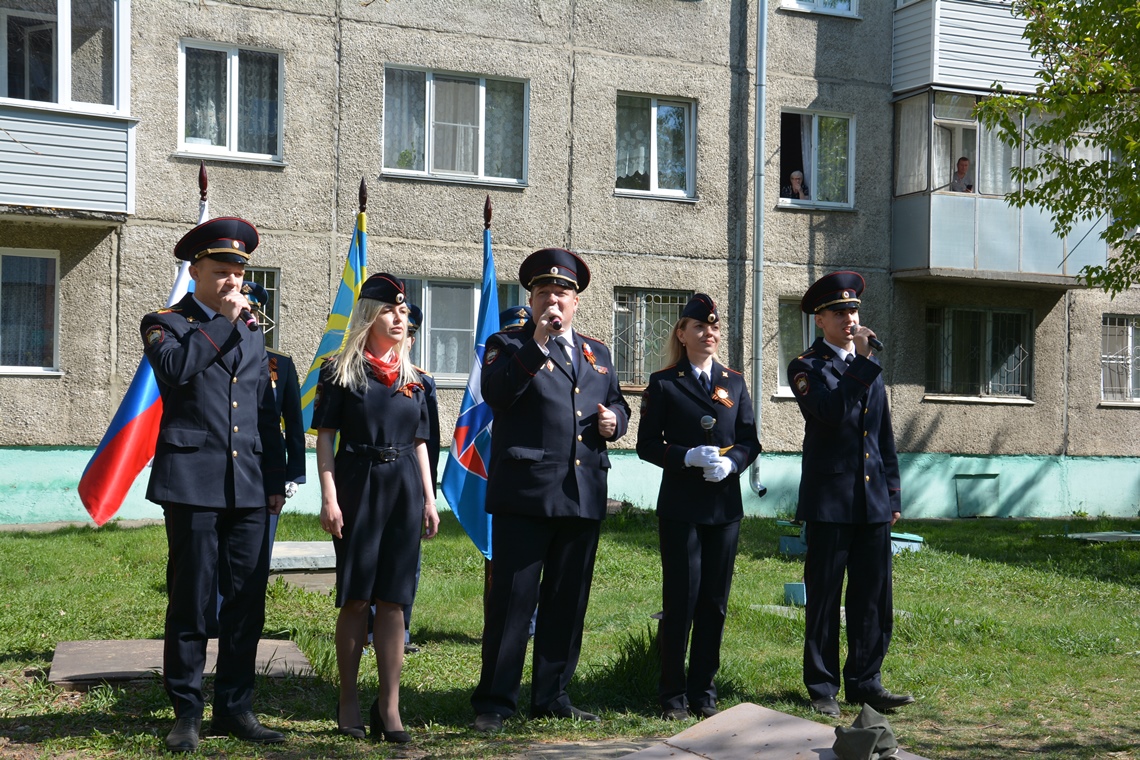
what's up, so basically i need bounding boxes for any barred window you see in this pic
[246,267,279,349]
[925,307,1032,398]
[613,288,691,387]
[1101,315,1140,401]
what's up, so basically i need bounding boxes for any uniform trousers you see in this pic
[657,517,740,711]
[163,504,270,718]
[802,519,893,702]
[472,513,601,718]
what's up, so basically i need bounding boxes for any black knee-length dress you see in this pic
[312,360,429,607]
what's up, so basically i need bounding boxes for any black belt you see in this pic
[341,443,413,463]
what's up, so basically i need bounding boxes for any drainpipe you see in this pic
[749,0,769,498]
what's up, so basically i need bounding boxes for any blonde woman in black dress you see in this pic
[313,273,440,742]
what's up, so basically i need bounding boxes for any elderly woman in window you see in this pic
[781,171,810,200]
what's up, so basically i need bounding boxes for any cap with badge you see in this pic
[241,281,269,309]
[800,271,865,314]
[175,217,260,264]
[499,305,532,331]
[407,303,423,334]
[518,247,591,293]
[359,273,406,304]
[681,293,719,325]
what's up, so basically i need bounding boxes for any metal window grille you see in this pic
[613,288,690,386]
[1101,315,1140,401]
[925,307,1031,397]
[246,267,279,349]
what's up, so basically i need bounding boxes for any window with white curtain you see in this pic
[1101,315,1140,402]
[179,41,283,161]
[383,67,528,184]
[0,248,58,372]
[615,94,696,198]
[779,110,854,207]
[925,307,1032,398]
[894,93,929,196]
[400,278,483,384]
[780,0,858,17]
[777,299,819,394]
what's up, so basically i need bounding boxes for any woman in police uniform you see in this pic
[313,273,440,743]
[636,294,760,720]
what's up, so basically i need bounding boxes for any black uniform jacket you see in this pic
[636,360,761,525]
[481,321,631,520]
[142,293,286,508]
[787,338,901,524]
[415,367,441,496]
[267,349,306,485]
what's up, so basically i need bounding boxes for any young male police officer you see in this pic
[142,217,287,752]
[787,271,914,718]
[472,248,630,732]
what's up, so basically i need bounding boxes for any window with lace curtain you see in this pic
[383,67,528,184]
[615,94,696,199]
[0,249,58,373]
[179,40,283,161]
[778,110,854,208]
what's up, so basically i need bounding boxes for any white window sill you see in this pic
[174,151,286,168]
[0,97,136,122]
[434,376,474,390]
[773,388,798,399]
[1098,400,1140,409]
[613,190,699,205]
[922,394,1034,406]
[778,5,861,20]
[380,170,528,190]
[0,368,64,377]
[776,200,856,213]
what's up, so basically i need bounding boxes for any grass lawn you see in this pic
[0,509,1138,759]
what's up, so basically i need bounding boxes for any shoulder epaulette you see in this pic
[723,366,743,376]
[796,348,818,360]
[152,307,182,315]
[414,364,432,377]
[576,332,605,344]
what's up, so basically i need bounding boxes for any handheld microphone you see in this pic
[238,309,259,331]
[550,317,563,331]
[868,336,884,352]
[700,415,716,445]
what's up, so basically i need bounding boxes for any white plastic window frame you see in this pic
[776,299,818,396]
[780,0,860,19]
[0,247,61,375]
[613,92,698,201]
[778,108,857,210]
[401,277,489,388]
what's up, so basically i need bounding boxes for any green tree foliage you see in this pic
[976,0,1140,295]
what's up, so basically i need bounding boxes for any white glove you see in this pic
[284,481,298,499]
[684,445,720,468]
[702,456,734,483]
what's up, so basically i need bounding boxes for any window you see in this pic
[613,288,691,387]
[925,307,1032,398]
[779,110,854,207]
[246,267,279,349]
[383,67,528,184]
[0,0,127,112]
[780,0,858,17]
[496,283,523,313]
[1102,315,1140,402]
[777,299,818,393]
[615,94,696,198]
[933,92,977,192]
[0,248,58,372]
[179,40,283,161]
[401,278,480,383]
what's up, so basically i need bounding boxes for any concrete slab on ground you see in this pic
[49,639,312,690]
[270,540,336,571]
[620,703,927,760]
[1068,531,1140,543]
[504,738,665,759]
[270,570,336,593]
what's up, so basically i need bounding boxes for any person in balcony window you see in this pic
[635,294,760,721]
[949,156,974,192]
[781,170,811,200]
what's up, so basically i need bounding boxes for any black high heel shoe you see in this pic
[335,700,366,740]
[369,698,412,743]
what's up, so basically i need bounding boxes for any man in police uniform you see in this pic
[472,249,630,732]
[142,217,287,752]
[787,271,913,718]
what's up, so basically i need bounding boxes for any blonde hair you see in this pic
[330,298,419,391]
[662,316,722,370]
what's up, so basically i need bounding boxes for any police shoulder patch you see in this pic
[145,326,164,347]
[793,372,809,396]
[484,346,501,365]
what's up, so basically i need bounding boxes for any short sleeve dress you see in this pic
[312,359,430,607]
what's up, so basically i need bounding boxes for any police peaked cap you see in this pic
[175,217,259,264]
[800,271,865,314]
[499,305,532,330]
[519,247,591,293]
[241,280,269,307]
[359,273,407,304]
[681,293,719,325]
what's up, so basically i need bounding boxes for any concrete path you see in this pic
[620,703,927,760]
[49,639,312,690]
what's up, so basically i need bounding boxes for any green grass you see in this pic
[1,511,1138,758]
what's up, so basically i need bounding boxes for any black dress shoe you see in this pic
[335,700,366,740]
[165,716,201,753]
[208,711,285,743]
[532,704,601,722]
[695,705,720,718]
[473,712,504,733]
[861,690,915,711]
[661,707,691,721]
[811,696,841,717]
[369,698,412,743]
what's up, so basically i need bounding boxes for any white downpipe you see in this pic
[749,0,769,498]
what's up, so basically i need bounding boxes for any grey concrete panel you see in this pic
[340,0,571,45]
[573,0,736,66]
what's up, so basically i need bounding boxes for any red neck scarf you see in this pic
[363,348,399,387]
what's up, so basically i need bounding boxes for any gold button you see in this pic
[231,377,238,384]
[574,387,580,394]
[865,475,870,482]
[577,435,583,441]
[575,459,581,466]
[232,450,238,458]
[234,426,240,433]
[865,452,869,459]
[864,408,868,414]
[232,401,238,408]
[576,410,582,417]
[864,431,868,437]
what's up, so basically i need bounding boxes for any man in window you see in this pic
[471,248,631,733]
[949,156,973,192]
[786,271,913,718]
[781,170,811,200]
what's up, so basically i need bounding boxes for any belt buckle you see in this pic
[379,447,398,463]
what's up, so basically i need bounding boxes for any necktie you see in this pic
[845,354,855,365]
[556,336,576,379]
[700,371,712,395]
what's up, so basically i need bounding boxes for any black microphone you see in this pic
[238,309,259,331]
[868,336,884,352]
[700,415,715,445]
[550,317,562,331]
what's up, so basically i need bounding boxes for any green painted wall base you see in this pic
[2,448,1137,526]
